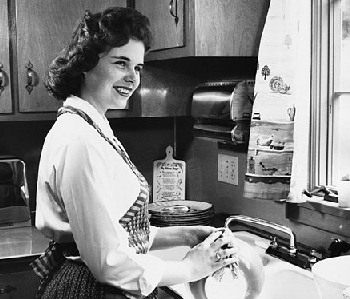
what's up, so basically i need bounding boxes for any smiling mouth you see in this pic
[114,86,133,97]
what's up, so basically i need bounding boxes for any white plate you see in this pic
[149,200,213,215]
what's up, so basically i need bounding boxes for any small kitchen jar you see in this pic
[338,179,350,208]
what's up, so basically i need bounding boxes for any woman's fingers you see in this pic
[210,234,236,251]
[214,247,238,262]
[201,230,223,248]
[222,247,238,259]
[218,256,239,267]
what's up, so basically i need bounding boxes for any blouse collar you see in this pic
[63,95,114,138]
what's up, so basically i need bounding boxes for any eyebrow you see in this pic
[110,55,130,61]
[110,56,144,67]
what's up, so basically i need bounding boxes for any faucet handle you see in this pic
[269,236,278,247]
[328,238,350,257]
[308,249,323,265]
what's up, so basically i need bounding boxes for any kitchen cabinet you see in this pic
[0,0,140,121]
[0,0,12,114]
[0,256,40,299]
[135,0,185,52]
[136,0,270,61]
[16,0,127,113]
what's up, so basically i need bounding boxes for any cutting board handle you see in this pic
[165,145,174,160]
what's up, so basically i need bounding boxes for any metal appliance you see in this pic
[191,79,254,146]
[185,79,254,213]
[0,155,31,228]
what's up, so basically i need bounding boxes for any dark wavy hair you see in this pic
[45,7,152,101]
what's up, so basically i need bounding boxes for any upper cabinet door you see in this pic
[135,0,184,51]
[193,0,270,56]
[0,0,13,113]
[16,0,126,112]
[140,0,270,61]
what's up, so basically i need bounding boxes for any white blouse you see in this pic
[35,96,164,296]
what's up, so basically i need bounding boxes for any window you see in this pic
[310,0,350,189]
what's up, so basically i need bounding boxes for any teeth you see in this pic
[115,87,131,96]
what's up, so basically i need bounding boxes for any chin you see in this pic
[111,98,130,110]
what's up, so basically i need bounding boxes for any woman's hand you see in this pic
[185,225,223,248]
[187,229,264,299]
[182,230,238,282]
[213,228,264,298]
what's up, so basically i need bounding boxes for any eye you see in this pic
[113,60,127,68]
[135,65,143,73]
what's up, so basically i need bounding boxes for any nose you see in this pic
[124,68,138,84]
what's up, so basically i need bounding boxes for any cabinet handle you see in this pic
[169,0,179,24]
[0,63,7,96]
[0,285,17,294]
[25,60,39,94]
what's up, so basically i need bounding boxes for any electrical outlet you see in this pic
[218,154,238,185]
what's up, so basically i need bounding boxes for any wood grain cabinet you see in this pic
[135,0,185,52]
[0,0,141,120]
[136,0,270,61]
[16,0,127,113]
[1,1,269,120]
[0,0,12,114]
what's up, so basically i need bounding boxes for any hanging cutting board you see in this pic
[153,146,186,202]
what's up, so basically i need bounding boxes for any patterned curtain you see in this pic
[244,0,311,202]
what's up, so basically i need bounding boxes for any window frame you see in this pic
[333,0,350,93]
[309,0,333,190]
[310,0,350,189]
[287,0,350,236]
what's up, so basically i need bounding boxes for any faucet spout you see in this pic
[225,215,297,254]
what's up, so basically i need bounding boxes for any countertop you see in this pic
[0,226,49,260]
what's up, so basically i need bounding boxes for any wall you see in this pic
[184,136,349,251]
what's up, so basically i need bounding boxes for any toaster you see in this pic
[0,155,31,228]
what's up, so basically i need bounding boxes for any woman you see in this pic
[33,6,240,299]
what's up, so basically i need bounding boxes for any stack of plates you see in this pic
[148,200,214,227]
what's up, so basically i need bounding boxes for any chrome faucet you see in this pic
[225,215,297,254]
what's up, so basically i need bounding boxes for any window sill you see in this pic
[286,198,350,238]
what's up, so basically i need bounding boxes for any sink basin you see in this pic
[259,267,318,299]
[189,266,318,299]
[151,231,320,299]
[312,255,350,299]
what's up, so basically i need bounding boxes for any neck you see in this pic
[79,93,107,116]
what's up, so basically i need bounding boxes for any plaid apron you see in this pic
[31,106,157,299]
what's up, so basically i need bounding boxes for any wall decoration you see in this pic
[153,146,186,202]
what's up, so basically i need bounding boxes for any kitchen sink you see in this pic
[151,230,320,299]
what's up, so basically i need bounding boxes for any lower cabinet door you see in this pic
[0,271,39,299]
[0,255,40,299]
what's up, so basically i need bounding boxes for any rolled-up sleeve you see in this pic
[55,131,165,296]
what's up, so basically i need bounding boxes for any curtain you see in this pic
[243,0,311,202]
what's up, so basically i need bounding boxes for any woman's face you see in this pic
[81,39,145,114]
